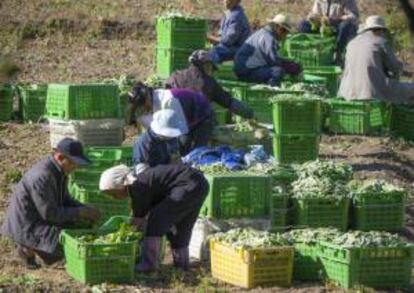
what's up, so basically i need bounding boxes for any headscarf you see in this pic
[99,164,137,191]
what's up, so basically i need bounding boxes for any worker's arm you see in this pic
[130,182,153,218]
[381,40,404,78]
[341,0,359,21]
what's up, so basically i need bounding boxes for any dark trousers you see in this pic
[179,117,215,156]
[298,19,357,61]
[145,178,209,249]
[237,66,285,86]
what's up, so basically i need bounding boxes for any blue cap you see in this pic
[55,138,91,166]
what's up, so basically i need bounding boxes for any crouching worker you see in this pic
[99,163,209,272]
[0,138,101,268]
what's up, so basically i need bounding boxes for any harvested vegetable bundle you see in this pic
[294,160,352,182]
[329,231,410,248]
[283,228,339,244]
[349,179,405,200]
[292,176,351,200]
[212,228,292,249]
[285,82,329,98]
[158,12,204,20]
[77,223,142,244]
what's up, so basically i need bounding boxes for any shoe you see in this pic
[171,247,189,271]
[135,237,162,273]
[16,246,40,269]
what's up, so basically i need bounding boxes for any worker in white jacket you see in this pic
[338,15,414,103]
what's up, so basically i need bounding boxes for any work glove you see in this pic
[280,60,303,76]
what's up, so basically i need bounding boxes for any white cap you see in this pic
[267,14,292,31]
[150,109,188,138]
[359,15,387,34]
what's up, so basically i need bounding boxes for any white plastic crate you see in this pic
[49,118,124,147]
[189,218,271,261]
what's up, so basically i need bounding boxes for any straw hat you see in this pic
[267,14,292,31]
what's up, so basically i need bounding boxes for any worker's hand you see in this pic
[78,206,101,222]
[207,34,220,45]
[131,217,145,231]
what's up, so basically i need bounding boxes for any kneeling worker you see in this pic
[1,138,101,268]
[99,163,209,272]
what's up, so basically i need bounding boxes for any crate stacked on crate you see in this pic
[0,85,14,122]
[391,104,414,141]
[210,229,294,289]
[303,66,342,96]
[283,34,336,67]
[69,146,133,226]
[233,85,303,124]
[327,98,390,135]
[18,84,48,122]
[46,84,124,147]
[156,15,207,78]
[271,95,321,164]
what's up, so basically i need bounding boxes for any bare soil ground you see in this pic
[0,0,413,291]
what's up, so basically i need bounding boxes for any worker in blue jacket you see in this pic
[207,0,250,64]
[234,14,302,86]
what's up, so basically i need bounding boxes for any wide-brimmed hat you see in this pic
[54,137,91,166]
[358,15,387,34]
[267,14,292,31]
[150,109,188,138]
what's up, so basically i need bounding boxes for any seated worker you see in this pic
[133,109,187,170]
[234,14,302,86]
[99,163,209,272]
[298,0,359,65]
[338,15,414,103]
[0,138,101,268]
[207,0,250,64]
[165,50,254,121]
[128,83,214,155]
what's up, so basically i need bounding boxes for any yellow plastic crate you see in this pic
[209,239,294,289]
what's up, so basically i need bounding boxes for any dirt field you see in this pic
[0,0,413,291]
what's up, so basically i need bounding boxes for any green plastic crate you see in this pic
[85,146,133,166]
[272,99,321,135]
[352,192,405,232]
[18,85,48,122]
[213,61,238,81]
[283,34,335,67]
[272,134,320,164]
[391,105,414,141]
[156,16,207,49]
[94,202,131,227]
[293,242,322,281]
[0,85,14,121]
[200,174,272,219]
[293,198,350,231]
[233,87,303,124]
[70,182,129,206]
[60,229,136,284]
[212,103,229,125]
[303,66,342,96]
[270,194,289,232]
[46,84,120,120]
[328,98,390,135]
[318,242,413,289]
[156,47,194,78]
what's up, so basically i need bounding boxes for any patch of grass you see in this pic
[4,168,22,184]
[0,275,39,287]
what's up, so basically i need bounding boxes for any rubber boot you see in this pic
[135,237,162,273]
[171,247,190,271]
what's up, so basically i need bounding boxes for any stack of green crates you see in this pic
[69,146,134,226]
[272,98,321,164]
[233,86,303,124]
[391,105,414,141]
[0,85,14,122]
[156,16,207,78]
[283,34,335,67]
[199,173,272,219]
[303,66,342,96]
[18,84,48,122]
[328,98,390,135]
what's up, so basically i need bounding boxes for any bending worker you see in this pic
[338,15,414,103]
[234,14,302,86]
[128,83,214,155]
[207,0,250,64]
[99,163,209,272]
[0,138,100,268]
[165,50,254,121]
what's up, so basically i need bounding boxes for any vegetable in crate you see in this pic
[78,223,142,244]
[294,160,352,182]
[349,179,405,200]
[329,231,410,248]
[213,228,292,249]
[283,228,339,244]
[292,176,351,199]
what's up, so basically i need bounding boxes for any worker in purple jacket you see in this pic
[128,83,214,156]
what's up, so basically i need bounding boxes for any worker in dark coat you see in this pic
[99,163,209,272]
[165,50,254,121]
[0,138,101,268]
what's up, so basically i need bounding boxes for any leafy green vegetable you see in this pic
[213,228,292,249]
[294,160,352,182]
[349,179,406,201]
[283,228,339,244]
[328,231,410,248]
[284,82,329,98]
[292,176,351,200]
[77,223,142,244]
[158,13,204,20]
